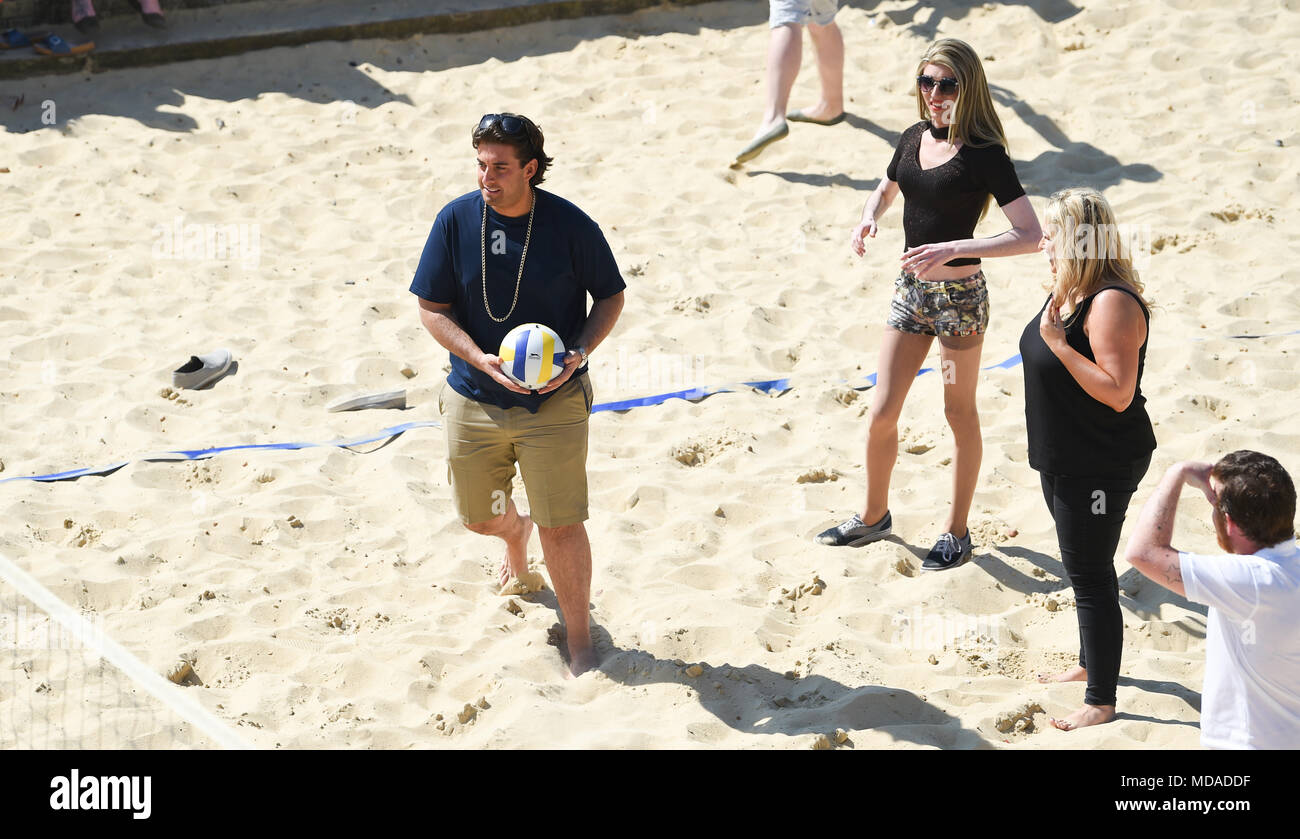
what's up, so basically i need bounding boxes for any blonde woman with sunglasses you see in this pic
[818,39,1041,571]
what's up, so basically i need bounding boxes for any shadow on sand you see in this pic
[518,586,990,748]
[746,90,1162,196]
[0,1,767,134]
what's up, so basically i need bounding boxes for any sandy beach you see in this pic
[2,0,1298,749]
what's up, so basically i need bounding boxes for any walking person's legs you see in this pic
[537,523,596,676]
[513,374,598,676]
[734,22,801,164]
[794,20,845,123]
[440,384,539,590]
[760,23,802,133]
[463,500,534,590]
[738,2,844,162]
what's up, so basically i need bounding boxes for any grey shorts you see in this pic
[770,0,839,27]
[887,270,990,338]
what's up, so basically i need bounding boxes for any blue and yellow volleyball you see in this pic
[498,323,566,390]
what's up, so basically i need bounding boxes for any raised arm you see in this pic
[1038,288,1147,412]
[1124,462,1215,597]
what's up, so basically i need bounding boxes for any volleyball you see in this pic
[498,323,566,390]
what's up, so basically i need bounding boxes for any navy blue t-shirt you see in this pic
[410,188,625,412]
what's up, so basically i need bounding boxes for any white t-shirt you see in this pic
[1180,538,1300,749]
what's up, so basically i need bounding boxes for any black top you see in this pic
[1019,286,1157,478]
[410,189,626,413]
[886,121,1026,267]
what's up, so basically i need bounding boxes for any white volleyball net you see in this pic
[0,555,250,750]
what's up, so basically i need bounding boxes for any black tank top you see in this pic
[1019,286,1157,478]
[886,121,1026,267]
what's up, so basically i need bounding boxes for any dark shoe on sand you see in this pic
[732,121,789,167]
[815,511,892,547]
[786,108,846,126]
[921,530,973,571]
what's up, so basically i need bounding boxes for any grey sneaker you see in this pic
[815,511,892,547]
[922,531,973,571]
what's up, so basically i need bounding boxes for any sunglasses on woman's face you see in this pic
[478,113,529,135]
[917,75,959,95]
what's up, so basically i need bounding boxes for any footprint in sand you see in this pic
[992,702,1045,737]
[670,432,746,467]
[768,576,827,614]
[1210,204,1275,224]
[796,467,838,484]
[431,696,491,735]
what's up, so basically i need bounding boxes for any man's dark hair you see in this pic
[1212,450,1296,548]
[472,113,553,187]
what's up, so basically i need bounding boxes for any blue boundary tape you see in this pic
[4,326,1298,484]
[1,421,441,484]
[590,351,1027,413]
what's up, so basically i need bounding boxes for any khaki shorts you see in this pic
[438,373,594,528]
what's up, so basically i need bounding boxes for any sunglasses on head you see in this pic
[916,75,959,94]
[478,113,530,136]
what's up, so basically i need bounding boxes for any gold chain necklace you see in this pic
[480,189,535,323]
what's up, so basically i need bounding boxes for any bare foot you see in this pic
[1036,665,1087,684]
[566,642,599,679]
[496,513,533,590]
[1050,704,1115,731]
[547,624,598,678]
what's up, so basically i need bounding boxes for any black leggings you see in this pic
[1038,457,1149,707]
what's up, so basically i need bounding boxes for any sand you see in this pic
[2,0,1298,749]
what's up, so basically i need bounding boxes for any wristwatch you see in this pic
[573,345,589,365]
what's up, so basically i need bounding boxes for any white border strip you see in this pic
[0,553,253,750]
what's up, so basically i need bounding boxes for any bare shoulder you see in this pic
[1086,288,1147,342]
[1093,287,1145,316]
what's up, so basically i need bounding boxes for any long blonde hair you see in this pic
[1044,187,1149,311]
[915,39,1007,220]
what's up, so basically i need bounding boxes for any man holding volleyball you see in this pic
[411,113,625,677]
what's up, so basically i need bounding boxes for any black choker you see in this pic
[929,122,950,140]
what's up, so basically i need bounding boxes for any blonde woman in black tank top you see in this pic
[816,39,1041,570]
[1019,187,1156,731]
